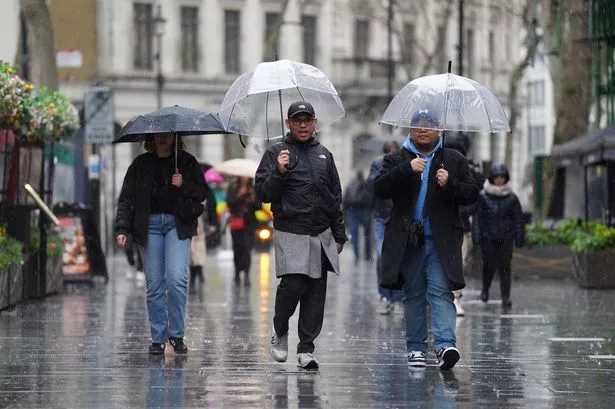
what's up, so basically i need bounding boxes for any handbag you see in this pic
[228,215,246,231]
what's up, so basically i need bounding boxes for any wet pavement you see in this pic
[2,248,615,408]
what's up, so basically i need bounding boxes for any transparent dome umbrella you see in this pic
[218,59,346,141]
[113,105,229,170]
[215,158,260,179]
[379,73,510,133]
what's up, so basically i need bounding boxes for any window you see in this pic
[402,23,415,63]
[224,10,240,74]
[488,31,495,65]
[528,125,546,154]
[354,19,370,59]
[466,28,474,77]
[133,3,153,69]
[264,13,280,61]
[302,15,317,65]
[180,6,199,72]
[528,80,545,106]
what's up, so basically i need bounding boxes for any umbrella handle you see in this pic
[238,134,246,148]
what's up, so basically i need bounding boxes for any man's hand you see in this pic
[277,149,290,173]
[117,234,127,249]
[171,172,183,188]
[436,168,449,187]
[410,157,427,174]
[336,242,344,254]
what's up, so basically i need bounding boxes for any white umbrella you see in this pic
[215,158,259,179]
[380,73,510,133]
[218,59,346,140]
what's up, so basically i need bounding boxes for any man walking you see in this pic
[255,101,346,370]
[374,109,478,370]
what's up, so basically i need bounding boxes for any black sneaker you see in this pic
[480,290,489,303]
[502,298,512,308]
[169,337,188,354]
[437,347,460,371]
[148,343,165,355]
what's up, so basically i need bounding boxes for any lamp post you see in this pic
[153,4,166,109]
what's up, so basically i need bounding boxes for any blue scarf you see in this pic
[402,136,443,236]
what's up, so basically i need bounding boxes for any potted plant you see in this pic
[0,225,24,310]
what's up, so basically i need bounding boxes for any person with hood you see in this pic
[472,163,525,308]
[443,136,485,316]
[366,140,403,315]
[374,109,479,370]
[255,101,346,370]
[115,134,208,355]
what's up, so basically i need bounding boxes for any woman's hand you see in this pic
[117,234,127,249]
[171,172,183,188]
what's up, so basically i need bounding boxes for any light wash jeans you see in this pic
[139,214,191,344]
[374,217,402,303]
[401,238,456,352]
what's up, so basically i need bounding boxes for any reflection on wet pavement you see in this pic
[1,250,615,408]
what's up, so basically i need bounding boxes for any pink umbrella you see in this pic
[205,168,223,183]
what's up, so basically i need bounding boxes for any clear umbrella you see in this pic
[218,59,346,140]
[380,73,510,133]
[215,158,260,179]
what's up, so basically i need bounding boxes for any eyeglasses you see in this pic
[290,117,315,126]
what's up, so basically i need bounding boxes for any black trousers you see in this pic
[481,238,513,300]
[273,257,329,354]
[482,264,512,300]
[231,230,254,277]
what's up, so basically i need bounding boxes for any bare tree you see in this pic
[19,0,58,90]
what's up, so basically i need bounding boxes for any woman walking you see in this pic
[472,163,524,308]
[115,133,208,354]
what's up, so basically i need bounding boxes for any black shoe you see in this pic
[480,290,489,303]
[244,277,251,287]
[148,343,165,355]
[169,337,188,354]
[234,274,241,286]
[502,298,512,308]
[437,347,460,371]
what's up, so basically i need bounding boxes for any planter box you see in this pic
[9,262,23,306]
[45,254,63,295]
[0,266,9,310]
[465,244,573,280]
[573,249,615,289]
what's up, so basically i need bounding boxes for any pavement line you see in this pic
[588,355,615,360]
[500,314,545,319]
[549,337,606,342]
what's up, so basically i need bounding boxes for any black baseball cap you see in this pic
[287,101,315,118]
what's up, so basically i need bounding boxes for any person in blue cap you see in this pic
[374,108,479,370]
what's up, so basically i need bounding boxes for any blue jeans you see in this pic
[139,214,192,344]
[374,217,402,302]
[347,209,372,260]
[401,238,456,352]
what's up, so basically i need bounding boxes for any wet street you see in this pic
[2,248,615,408]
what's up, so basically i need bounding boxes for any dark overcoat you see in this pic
[374,147,478,291]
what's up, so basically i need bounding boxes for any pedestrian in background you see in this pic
[115,133,208,355]
[374,109,478,370]
[472,163,524,309]
[343,170,373,264]
[226,176,260,287]
[443,136,485,316]
[255,101,346,370]
[366,140,402,315]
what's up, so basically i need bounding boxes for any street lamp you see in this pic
[153,4,166,109]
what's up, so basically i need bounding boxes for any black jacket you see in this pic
[115,151,209,246]
[459,164,485,232]
[374,147,479,291]
[255,137,347,244]
[366,156,393,219]
[472,183,525,247]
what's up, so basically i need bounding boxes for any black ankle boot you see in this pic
[480,290,489,303]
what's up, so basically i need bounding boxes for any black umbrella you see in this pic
[113,105,229,170]
[359,136,405,153]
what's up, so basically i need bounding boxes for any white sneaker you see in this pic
[407,351,426,368]
[454,298,465,316]
[377,298,393,315]
[270,330,288,362]
[297,353,319,369]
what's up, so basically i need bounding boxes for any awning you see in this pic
[551,123,615,166]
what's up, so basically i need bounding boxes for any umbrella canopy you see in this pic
[215,158,259,179]
[113,105,228,143]
[380,73,510,133]
[218,59,346,139]
[204,168,224,184]
[359,136,405,153]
